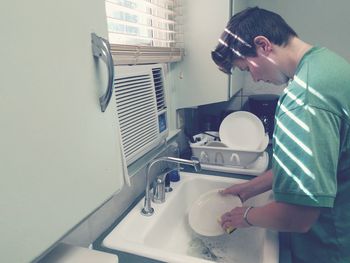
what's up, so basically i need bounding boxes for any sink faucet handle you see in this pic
[191,156,201,171]
[153,176,166,204]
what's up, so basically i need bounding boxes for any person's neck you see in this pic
[284,37,313,78]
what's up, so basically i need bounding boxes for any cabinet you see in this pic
[0,1,124,262]
[172,0,247,109]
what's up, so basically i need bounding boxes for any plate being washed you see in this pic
[219,111,265,151]
[188,189,242,236]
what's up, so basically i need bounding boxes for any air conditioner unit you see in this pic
[113,64,169,166]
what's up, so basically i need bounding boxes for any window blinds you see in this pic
[105,0,184,64]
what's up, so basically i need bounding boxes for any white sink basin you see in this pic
[102,172,279,263]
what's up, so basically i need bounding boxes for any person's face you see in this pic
[233,43,289,85]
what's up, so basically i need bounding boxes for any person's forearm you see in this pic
[241,169,274,201]
[247,201,320,232]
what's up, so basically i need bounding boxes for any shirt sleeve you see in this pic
[272,106,340,207]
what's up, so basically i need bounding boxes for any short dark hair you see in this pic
[211,7,297,74]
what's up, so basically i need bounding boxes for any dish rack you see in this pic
[190,132,269,176]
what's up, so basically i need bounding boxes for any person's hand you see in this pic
[219,206,252,231]
[220,169,274,204]
[219,183,249,202]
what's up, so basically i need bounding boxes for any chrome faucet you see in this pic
[152,167,175,204]
[141,156,201,216]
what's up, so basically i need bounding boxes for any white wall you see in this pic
[249,0,350,61]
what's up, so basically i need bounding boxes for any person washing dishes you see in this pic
[212,7,350,263]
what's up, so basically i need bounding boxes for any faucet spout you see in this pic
[141,156,201,216]
[164,156,201,172]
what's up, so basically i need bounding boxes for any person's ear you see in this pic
[253,36,272,54]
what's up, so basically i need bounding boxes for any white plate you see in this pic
[188,189,242,236]
[219,111,265,151]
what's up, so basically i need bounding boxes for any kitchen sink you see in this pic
[102,172,278,263]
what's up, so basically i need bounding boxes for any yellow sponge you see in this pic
[217,218,236,234]
[225,226,236,234]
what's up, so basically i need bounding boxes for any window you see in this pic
[105,0,184,64]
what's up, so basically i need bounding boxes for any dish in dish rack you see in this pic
[219,111,265,151]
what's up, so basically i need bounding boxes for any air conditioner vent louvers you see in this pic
[118,107,154,123]
[116,93,154,109]
[114,64,168,165]
[152,68,166,111]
